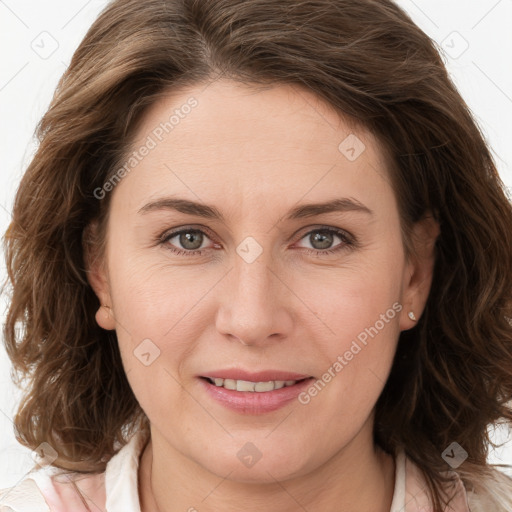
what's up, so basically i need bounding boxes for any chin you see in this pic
[192,442,313,484]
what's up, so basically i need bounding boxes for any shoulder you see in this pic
[0,466,106,512]
[402,451,512,512]
[460,466,512,512]
[403,454,470,512]
[0,476,51,512]
[0,429,148,512]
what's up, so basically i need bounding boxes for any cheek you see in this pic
[107,258,203,425]
[105,253,234,426]
[108,244,217,335]
[292,258,403,416]
[297,254,404,353]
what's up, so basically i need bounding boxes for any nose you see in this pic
[215,248,294,347]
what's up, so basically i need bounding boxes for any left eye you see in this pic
[295,228,349,252]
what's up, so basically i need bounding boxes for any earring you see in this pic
[408,311,417,321]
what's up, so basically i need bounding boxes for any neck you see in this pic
[138,426,396,512]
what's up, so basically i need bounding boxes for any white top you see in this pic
[0,429,471,512]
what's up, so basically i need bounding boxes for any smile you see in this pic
[204,377,304,392]
[199,373,315,414]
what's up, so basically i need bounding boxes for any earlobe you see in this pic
[95,304,116,331]
[399,211,440,331]
[83,222,115,330]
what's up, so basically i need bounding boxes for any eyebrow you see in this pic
[138,197,374,220]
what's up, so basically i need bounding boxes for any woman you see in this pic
[1,0,512,511]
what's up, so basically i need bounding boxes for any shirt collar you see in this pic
[105,428,149,512]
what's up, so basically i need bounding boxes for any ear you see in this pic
[399,210,440,331]
[83,221,116,331]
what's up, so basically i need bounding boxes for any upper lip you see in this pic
[200,369,312,382]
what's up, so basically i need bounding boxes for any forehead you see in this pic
[112,79,395,216]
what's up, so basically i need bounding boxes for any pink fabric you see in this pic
[36,471,107,512]
[403,455,470,512]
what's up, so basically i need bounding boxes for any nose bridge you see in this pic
[232,247,276,316]
[216,239,291,345]
[233,233,276,298]
[234,252,272,301]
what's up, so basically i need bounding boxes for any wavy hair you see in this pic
[2,0,512,510]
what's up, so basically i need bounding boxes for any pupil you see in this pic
[180,231,202,250]
[311,231,333,250]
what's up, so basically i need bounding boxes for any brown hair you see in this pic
[2,0,512,510]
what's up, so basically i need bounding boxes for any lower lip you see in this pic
[199,377,314,414]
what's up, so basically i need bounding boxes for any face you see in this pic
[88,79,437,483]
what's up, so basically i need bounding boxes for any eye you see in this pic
[295,227,354,255]
[160,227,218,256]
[159,225,355,257]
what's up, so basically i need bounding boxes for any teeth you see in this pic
[238,380,257,392]
[207,378,299,392]
[254,381,275,392]
[223,379,237,390]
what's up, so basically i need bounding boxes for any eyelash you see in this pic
[158,225,355,258]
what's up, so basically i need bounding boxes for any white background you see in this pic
[1,0,511,490]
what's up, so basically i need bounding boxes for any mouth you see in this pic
[200,376,311,392]
[198,371,315,414]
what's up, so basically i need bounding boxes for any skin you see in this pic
[86,79,439,512]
